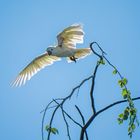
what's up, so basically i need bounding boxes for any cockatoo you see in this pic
[12,24,92,87]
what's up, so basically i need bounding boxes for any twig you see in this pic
[89,61,99,114]
[79,60,100,139]
[47,104,61,140]
[96,97,140,118]
[80,96,140,140]
[41,41,140,140]
[41,98,64,140]
[61,107,71,140]
[63,109,82,128]
[75,105,89,140]
[41,100,54,140]
[42,74,97,139]
[53,100,71,140]
[75,105,86,125]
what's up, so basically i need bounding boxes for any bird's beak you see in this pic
[47,51,52,55]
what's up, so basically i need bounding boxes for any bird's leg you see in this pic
[70,56,77,63]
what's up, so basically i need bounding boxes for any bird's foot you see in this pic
[70,56,77,63]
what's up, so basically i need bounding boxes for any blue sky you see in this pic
[1,0,140,140]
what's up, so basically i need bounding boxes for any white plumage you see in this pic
[12,24,92,87]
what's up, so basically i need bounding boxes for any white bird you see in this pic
[12,24,92,87]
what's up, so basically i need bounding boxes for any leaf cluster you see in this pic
[45,125,59,135]
[113,75,139,138]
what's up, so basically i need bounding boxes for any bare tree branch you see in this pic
[75,105,86,126]
[89,61,99,114]
[41,41,140,140]
[41,98,63,140]
[47,103,61,140]
[61,106,71,140]
[53,100,71,140]
[42,67,99,139]
[80,61,101,139]
[75,105,88,140]
[80,97,140,140]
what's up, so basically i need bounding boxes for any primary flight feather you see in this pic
[12,24,92,87]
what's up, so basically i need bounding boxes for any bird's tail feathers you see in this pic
[67,48,92,63]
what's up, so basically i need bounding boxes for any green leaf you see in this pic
[128,126,131,132]
[118,80,124,88]
[45,125,50,131]
[121,89,128,99]
[113,69,117,74]
[119,113,124,119]
[128,126,132,138]
[51,128,59,135]
[130,108,136,115]
[128,124,135,138]
[118,118,123,124]
[131,124,136,130]
[123,114,128,120]
[101,59,105,65]
[124,109,129,116]
[123,78,128,85]
[128,132,132,138]
[122,89,127,95]
[118,78,128,88]
[98,59,105,65]
[45,125,59,135]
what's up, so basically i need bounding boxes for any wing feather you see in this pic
[57,24,84,48]
[67,48,91,63]
[12,53,61,87]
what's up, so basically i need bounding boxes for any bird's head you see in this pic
[46,46,55,55]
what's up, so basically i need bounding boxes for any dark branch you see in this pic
[53,100,71,140]
[80,97,140,140]
[89,61,99,114]
[80,57,101,140]
[79,42,139,140]
[41,41,140,140]
[41,100,55,140]
[96,97,140,119]
[75,105,86,126]
[75,105,89,140]
[63,109,82,128]
[61,106,71,140]
[47,104,61,140]
[41,98,63,140]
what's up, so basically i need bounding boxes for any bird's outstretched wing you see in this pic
[57,24,84,48]
[12,53,61,87]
